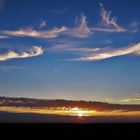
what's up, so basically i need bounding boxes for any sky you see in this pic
[0,0,140,104]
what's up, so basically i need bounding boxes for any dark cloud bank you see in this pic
[0,96,140,111]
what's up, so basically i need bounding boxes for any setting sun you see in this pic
[68,107,96,116]
[78,111,84,117]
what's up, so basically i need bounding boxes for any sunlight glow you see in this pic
[78,112,83,117]
[0,106,140,117]
[69,107,96,116]
[0,106,96,116]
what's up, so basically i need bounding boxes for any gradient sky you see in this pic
[0,0,140,104]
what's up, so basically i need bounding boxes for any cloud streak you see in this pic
[99,4,126,32]
[0,35,9,39]
[121,95,140,104]
[72,43,140,61]
[39,21,47,29]
[0,14,93,39]
[66,14,93,38]
[128,21,139,33]
[92,27,125,33]
[49,42,100,52]
[0,46,44,61]
[2,26,68,39]
[0,96,140,111]
[0,5,126,39]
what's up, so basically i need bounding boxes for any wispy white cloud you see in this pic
[67,5,126,35]
[128,21,139,33]
[1,5,126,40]
[49,42,100,52]
[0,35,9,39]
[92,27,125,33]
[121,95,140,104]
[49,8,68,15]
[104,95,140,104]
[39,21,47,29]
[1,14,92,39]
[91,4,126,33]
[0,46,44,61]
[121,98,140,104]
[99,4,125,32]
[129,21,139,28]
[66,14,93,38]
[2,26,68,39]
[72,43,140,61]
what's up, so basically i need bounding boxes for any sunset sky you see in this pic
[0,0,140,104]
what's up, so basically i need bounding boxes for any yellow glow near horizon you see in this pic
[0,106,96,116]
[69,107,96,116]
[0,106,140,117]
[78,112,83,117]
[71,107,84,117]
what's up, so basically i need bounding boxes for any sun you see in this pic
[68,107,96,117]
[78,111,83,117]
[70,107,84,117]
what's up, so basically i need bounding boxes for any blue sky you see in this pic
[0,0,140,104]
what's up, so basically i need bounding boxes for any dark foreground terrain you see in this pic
[0,111,140,123]
[0,111,140,139]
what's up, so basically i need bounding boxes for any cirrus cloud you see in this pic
[98,4,126,32]
[66,13,93,38]
[0,35,9,39]
[72,43,140,61]
[121,98,140,104]
[1,14,92,39]
[0,5,126,40]
[0,46,44,61]
[39,21,47,29]
[1,26,68,39]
